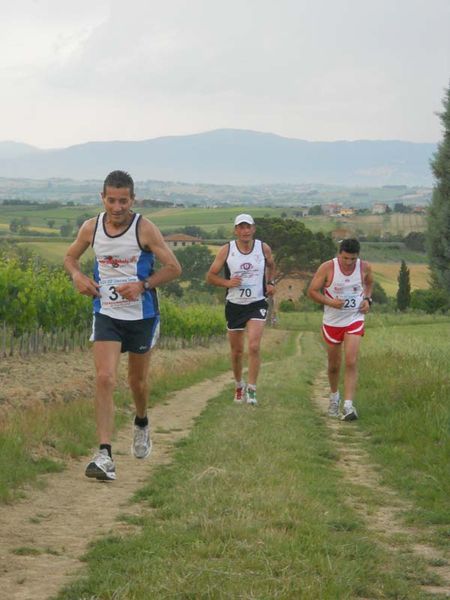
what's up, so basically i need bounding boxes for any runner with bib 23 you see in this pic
[308,238,373,421]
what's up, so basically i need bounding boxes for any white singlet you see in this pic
[323,257,365,327]
[92,212,158,320]
[225,240,266,305]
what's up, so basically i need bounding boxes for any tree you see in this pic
[161,281,184,298]
[372,280,388,305]
[427,83,450,293]
[404,231,426,252]
[308,204,323,216]
[60,222,73,237]
[175,244,214,291]
[255,217,335,272]
[177,225,207,238]
[394,203,410,213]
[47,219,55,229]
[9,219,19,233]
[396,260,411,311]
[410,289,449,314]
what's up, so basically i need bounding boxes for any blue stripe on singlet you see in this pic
[93,258,101,313]
[136,250,157,318]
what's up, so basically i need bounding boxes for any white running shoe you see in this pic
[246,388,257,405]
[328,398,340,417]
[341,405,358,421]
[131,424,152,459]
[234,385,245,403]
[85,449,116,481]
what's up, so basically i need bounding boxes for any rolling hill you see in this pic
[0,129,436,186]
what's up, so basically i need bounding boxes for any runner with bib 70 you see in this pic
[206,214,276,406]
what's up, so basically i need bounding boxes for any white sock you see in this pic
[330,391,340,402]
[344,400,353,409]
[247,384,256,392]
[235,380,245,389]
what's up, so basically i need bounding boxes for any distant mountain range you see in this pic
[0,129,437,186]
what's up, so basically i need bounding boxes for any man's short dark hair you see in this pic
[339,238,360,254]
[103,170,134,196]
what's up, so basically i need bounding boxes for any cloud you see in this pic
[0,0,449,146]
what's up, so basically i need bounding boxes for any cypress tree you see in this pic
[397,260,411,311]
[428,83,450,293]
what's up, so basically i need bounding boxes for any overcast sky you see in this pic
[1,0,449,148]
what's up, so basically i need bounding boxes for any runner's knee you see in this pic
[328,362,340,376]
[248,340,260,356]
[345,356,358,370]
[128,374,147,395]
[96,371,116,390]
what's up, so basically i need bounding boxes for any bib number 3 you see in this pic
[100,276,140,308]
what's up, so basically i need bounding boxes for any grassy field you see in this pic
[295,213,426,236]
[360,241,427,264]
[372,262,430,295]
[16,240,94,263]
[142,206,283,233]
[357,318,450,531]
[0,205,99,228]
[53,313,449,599]
[0,203,426,235]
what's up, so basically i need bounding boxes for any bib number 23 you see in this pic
[343,297,357,309]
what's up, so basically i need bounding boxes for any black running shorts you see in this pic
[91,312,160,353]
[225,299,268,331]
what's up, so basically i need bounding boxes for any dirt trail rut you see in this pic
[313,370,450,598]
[0,370,234,600]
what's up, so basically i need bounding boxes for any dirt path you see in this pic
[0,369,235,600]
[312,370,450,598]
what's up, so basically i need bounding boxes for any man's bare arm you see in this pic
[359,261,374,313]
[307,262,344,309]
[263,242,276,296]
[117,219,182,301]
[206,245,241,288]
[64,219,100,297]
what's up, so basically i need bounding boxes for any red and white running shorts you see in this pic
[322,320,365,345]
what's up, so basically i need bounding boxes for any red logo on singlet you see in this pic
[99,255,138,268]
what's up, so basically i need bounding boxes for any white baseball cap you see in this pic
[234,213,255,226]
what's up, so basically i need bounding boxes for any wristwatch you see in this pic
[268,280,276,286]
[364,297,373,306]
[143,279,151,291]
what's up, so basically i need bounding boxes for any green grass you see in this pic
[57,332,430,599]
[357,320,450,529]
[16,241,94,263]
[0,205,97,227]
[144,206,284,234]
[360,242,427,263]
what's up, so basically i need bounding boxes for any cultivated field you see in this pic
[0,204,426,236]
[371,262,430,294]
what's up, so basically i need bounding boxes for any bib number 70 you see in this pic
[239,288,252,298]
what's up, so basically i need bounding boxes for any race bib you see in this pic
[341,293,361,310]
[99,276,140,309]
[236,283,257,300]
